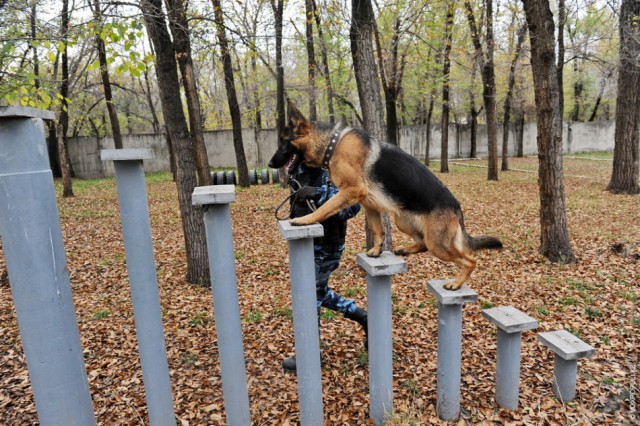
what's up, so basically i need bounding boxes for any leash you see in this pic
[274,178,317,220]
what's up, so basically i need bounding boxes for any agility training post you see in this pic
[538,330,596,402]
[427,279,478,421]
[101,149,176,426]
[192,185,252,425]
[482,306,538,409]
[278,221,325,426]
[356,252,407,426]
[0,107,97,425]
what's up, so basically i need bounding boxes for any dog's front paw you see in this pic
[366,247,381,257]
[289,215,313,226]
[443,281,462,291]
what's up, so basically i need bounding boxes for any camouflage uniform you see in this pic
[289,163,362,317]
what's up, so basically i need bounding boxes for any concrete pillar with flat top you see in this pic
[278,221,325,426]
[101,148,176,426]
[356,252,407,426]
[482,306,538,409]
[538,329,595,402]
[427,279,478,421]
[0,106,96,425]
[192,185,251,426]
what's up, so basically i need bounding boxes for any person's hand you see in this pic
[296,186,318,201]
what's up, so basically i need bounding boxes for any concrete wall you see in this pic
[67,121,615,179]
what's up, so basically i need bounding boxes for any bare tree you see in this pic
[501,23,527,171]
[165,0,212,185]
[521,0,576,263]
[464,0,498,180]
[58,0,74,197]
[140,0,210,285]
[90,0,124,149]
[440,2,454,173]
[304,0,317,120]
[607,0,640,194]
[351,0,391,252]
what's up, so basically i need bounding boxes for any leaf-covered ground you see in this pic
[0,156,638,425]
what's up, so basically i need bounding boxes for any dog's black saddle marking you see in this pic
[372,142,461,214]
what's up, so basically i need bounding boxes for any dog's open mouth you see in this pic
[285,153,298,175]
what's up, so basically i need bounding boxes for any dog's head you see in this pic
[268,100,311,173]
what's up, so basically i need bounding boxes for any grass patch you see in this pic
[189,311,211,327]
[93,309,112,320]
[244,310,263,323]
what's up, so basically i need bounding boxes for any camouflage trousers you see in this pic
[314,244,359,316]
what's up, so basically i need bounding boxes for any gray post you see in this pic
[427,279,478,421]
[356,252,407,426]
[278,221,324,426]
[482,306,538,409]
[538,330,595,402]
[0,106,96,425]
[192,186,251,426]
[101,149,175,426]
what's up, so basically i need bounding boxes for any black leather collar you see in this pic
[321,130,342,169]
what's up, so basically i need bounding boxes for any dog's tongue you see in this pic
[285,154,298,174]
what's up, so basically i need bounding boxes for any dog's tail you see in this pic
[467,234,503,251]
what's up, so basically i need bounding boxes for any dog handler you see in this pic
[282,161,368,373]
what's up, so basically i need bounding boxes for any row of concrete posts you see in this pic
[0,107,595,425]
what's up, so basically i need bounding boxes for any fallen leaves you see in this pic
[0,158,638,425]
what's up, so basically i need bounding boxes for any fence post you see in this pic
[101,149,175,426]
[356,252,407,426]
[0,106,96,425]
[192,185,251,425]
[427,279,478,421]
[278,220,324,426]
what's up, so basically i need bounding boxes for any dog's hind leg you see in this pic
[393,213,427,256]
[365,208,385,257]
[444,253,477,290]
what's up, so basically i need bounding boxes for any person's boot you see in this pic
[282,355,297,373]
[345,307,368,350]
[282,354,324,373]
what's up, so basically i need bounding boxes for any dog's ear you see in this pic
[287,100,310,135]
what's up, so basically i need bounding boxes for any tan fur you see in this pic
[287,102,486,290]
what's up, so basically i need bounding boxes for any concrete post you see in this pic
[101,149,175,426]
[356,252,407,426]
[192,185,251,426]
[482,306,538,409]
[538,330,595,402]
[278,221,324,426]
[427,280,478,421]
[0,106,96,425]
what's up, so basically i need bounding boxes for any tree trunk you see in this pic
[351,0,391,252]
[58,0,74,197]
[166,0,212,185]
[304,0,317,121]
[469,60,478,159]
[141,0,210,285]
[502,23,527,171]
[425,91,434,167]
[557,0,566,126]
[350,0,386,140]
[522,0,576,263]
[92,0,124,149]
[211,0,250,187]
[440,3,455,173]
[271,0,286,135]
[607,0,640,194]
[311,0,336,123]
[464,0,498,180]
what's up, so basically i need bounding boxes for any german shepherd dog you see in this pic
[269,100,502,290]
